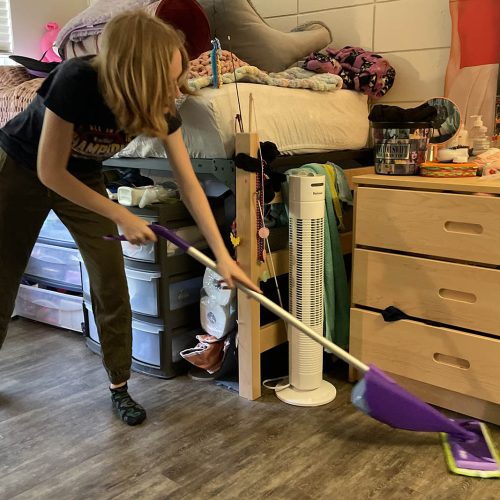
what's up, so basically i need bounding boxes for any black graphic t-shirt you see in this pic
[0,57,181,172]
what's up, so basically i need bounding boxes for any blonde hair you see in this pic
[94,11,190,141]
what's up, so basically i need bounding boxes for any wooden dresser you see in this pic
[350,174,500,425]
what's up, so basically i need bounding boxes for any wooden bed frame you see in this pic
[104,142,373,399]
[234,132,373,400]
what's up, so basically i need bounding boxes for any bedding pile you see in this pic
[188,50,342,92]
[189,63,343,92]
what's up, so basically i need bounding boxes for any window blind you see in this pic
[0,0,12,54]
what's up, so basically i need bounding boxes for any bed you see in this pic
[105,81,373,400]
[117,83,369,160]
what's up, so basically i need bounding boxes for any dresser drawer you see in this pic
[350,308,500,404]
[352,249,500,336]
[355,187,500,265]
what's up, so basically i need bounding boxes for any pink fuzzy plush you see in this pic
[40,22,62,62]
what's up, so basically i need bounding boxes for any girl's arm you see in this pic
[164,129,261,293]
[37,109,156,244]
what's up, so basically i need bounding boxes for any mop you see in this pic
[107,224,500,478]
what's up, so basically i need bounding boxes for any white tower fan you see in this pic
[276,173,337,406]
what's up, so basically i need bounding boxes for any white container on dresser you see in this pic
[15,210,84,332]
[350,174,500,425]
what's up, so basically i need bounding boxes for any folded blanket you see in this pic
[55,0,155,57]
[189,66,343,92]
[189,50,248,79]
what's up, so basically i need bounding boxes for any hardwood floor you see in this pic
[1,319,499,500]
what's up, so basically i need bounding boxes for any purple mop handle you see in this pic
[106,224,369,373]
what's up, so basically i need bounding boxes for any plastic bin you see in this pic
[121,216,158,263]
[38,210,76,247]
[169,276,203,311]
[25,243,82,289]
[125,267,161,316]
[132,318,163,366]
[132,318,198,367]
[15,284,84,332]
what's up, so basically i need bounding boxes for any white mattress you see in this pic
[116,83,369,160]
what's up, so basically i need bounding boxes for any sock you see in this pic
[110,384,146,426]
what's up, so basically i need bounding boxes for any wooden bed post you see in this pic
[235,132,262,400]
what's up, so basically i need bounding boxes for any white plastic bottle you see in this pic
[468,115,491,155]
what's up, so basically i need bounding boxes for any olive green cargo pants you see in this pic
[0,148,132,384]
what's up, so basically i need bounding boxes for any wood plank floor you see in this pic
[1,319,499,500]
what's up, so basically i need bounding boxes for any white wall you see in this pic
[9,0,452,107]
[10,0,88,58]
[253,0,452,108]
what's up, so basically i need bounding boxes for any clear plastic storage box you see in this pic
[125,267,161,316]
[15,285,84,332]
[132,318,163,366]
[132,318,197,366]
[121,216,158,263]
[25,242,82,289]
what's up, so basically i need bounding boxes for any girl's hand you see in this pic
[216,256,262,294]
[115,210,157,245]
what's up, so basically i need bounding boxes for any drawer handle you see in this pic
[433,353,470,370]
[444,221,483,235]
[438,288,477,303]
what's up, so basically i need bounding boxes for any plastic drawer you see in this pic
[122,240,156,263]
[84,300,100,344]
[15,285,84,332]
[125,267,161,316]
[169,276,203,311]
[38,210,76,247]
[132,318,162,366]
[121,216,158,263]
[25,243,82,289]
[132,318,197,367]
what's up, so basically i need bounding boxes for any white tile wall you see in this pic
[300,0,372,12]
[266,15,298,33]
[11,0,88,58]
[378,48,451,102]
[253,0,453,104]
[374,0,450,53]
[252,0,297,18]
[299,5,375,51]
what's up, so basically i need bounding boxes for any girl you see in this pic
[0,11,258,426]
